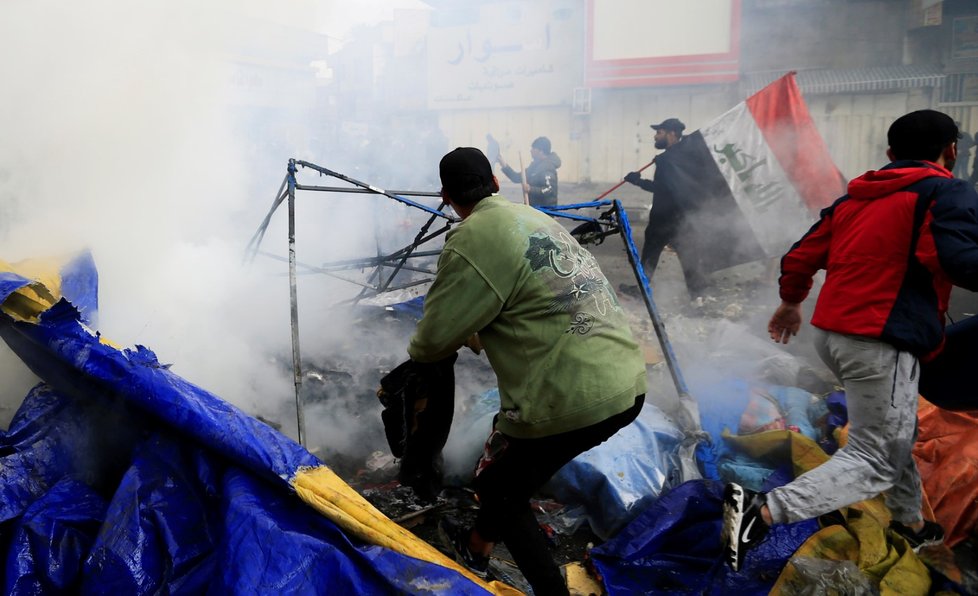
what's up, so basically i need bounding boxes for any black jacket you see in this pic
[501,153,561,207]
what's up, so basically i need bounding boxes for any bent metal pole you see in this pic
[287,159,306,447]
[611,199,702,434]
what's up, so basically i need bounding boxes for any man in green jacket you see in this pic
[409,147,647,595]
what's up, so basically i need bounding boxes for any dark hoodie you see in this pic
[780,160,978,359]
[501,152,561,207]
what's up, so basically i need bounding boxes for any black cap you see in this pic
[650,118,686,134]
[887,110,959,162]
[440,147,494,196]
[531,136,551,154]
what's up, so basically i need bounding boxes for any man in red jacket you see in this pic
[721,110,978,572]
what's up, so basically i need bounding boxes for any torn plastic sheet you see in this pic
[0,385,492,595]
[780,557,878,595]
[695,378,832,487]
[545,401,684,540]
[915,399,978,549]
[0,254,498,595]
[5,477,107,594]
[590,480,819,595]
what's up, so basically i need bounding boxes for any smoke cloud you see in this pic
[0,0,437,462]
[0,1,840,475]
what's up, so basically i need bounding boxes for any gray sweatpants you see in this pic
[766,328,923,526]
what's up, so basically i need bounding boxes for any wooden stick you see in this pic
[519,151,530,205]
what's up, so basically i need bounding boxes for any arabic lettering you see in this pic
[714,143,787,213]
[466,80,516,92]
[447,31,472,66]
[432,93,474,103]
[482,64,554,79]
[446,30,546,65]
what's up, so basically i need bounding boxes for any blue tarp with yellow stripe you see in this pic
[0,252,518,595]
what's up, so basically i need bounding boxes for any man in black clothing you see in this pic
[624,118,711,298]
[496,136,561,207]
[953,125,973,180]
[970,130,978,186]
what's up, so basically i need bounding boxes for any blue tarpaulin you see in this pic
[0,253,498,595]
[546,402,684,541]
[5,252,951,594]
[590,480,819,595]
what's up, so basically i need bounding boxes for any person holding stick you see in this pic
[495,136,561,207]
[624,117,711,299]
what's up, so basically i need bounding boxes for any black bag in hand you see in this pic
[377,353,457,500]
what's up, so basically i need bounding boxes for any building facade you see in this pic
[322,0,978,186]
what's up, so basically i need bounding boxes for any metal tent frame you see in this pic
[246,159,699,449]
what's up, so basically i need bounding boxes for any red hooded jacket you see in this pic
[780,160,978,360]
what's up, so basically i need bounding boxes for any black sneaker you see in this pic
[889,520,944,552]
[438,518,490,579]
[721,483,769,572]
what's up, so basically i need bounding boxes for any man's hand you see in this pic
[768,301,802,344]
[624,171,642,185]
[464,333,483,355]
[521,181,530,194]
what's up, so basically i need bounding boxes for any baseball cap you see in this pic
[439,147,494,196]
[887,110,959,161]
[650,118,686,134]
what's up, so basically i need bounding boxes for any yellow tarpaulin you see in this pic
[723,429,934,595]
[0,258,63,322]
[293,466,522,596]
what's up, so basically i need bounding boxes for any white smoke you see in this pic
[0,0,434,449]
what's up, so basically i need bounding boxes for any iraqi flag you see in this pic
[659,72,847,272]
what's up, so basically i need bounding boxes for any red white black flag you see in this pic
[658,72,847,272]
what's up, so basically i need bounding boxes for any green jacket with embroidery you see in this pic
[408,195,647,438]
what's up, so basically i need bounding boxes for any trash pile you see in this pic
[321,274,978,593]
[1,249,977,594]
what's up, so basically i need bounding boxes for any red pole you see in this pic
[595,156,657,200]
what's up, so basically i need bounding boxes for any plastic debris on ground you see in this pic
[6,248,978,595]
[0,253,509,595]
